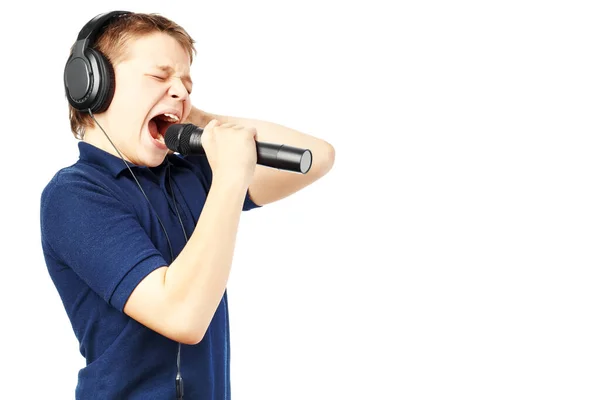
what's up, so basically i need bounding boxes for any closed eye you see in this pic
[148,74,192,94]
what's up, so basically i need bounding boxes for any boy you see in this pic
[40,11,334,399]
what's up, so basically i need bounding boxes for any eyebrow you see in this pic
[156,65,193,86]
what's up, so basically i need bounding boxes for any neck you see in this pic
[83,124,133,163]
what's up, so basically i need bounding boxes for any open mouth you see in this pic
[148,113,180,145]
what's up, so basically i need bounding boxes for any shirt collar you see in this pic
[78,141,162,177]
[77,141,193,178]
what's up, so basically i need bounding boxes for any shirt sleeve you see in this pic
[182,153,262,211]
[40,174,168,312]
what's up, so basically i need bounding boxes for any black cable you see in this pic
[168,162,187,400]
[168,163,189,242]
[88,109,185,399]
[88,110,175,263]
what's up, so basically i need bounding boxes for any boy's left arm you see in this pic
[185,106,336,206]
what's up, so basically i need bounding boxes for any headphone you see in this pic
[64,11,131,113]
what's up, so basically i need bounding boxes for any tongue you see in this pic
[149,119,159,137]
[148,119,164,143]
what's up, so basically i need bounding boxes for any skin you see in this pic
[83,32,194,167]
[183,107,336,206]
[83,31,335,344]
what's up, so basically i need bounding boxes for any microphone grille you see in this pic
[164,125,182,152]
[178,124,198,156]
[164,124,198,155]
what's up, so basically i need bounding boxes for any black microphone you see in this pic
[164,123,312,174]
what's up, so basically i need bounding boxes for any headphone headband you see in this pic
[75,11,131,49]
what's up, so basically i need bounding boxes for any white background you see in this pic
[1,0,600,399]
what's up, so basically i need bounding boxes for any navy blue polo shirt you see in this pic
[40,141,260,399]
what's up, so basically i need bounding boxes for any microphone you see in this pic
[164,124,312,174]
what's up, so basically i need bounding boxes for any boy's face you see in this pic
[100,32,193,167]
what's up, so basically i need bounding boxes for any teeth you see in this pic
[162,113,179,122]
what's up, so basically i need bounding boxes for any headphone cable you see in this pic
[88,109,184,399]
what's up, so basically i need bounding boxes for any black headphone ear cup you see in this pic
[87,48,115,113]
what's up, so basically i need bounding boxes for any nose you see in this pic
[168,78,189,100]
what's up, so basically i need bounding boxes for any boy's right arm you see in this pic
[123,120,259,344]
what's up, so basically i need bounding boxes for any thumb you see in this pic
[204,119,221,131]
[201,119,220,147]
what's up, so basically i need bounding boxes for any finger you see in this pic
[204,119,220,130]
[245,127,258,138]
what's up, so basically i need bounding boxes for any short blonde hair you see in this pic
[68,12,196,139]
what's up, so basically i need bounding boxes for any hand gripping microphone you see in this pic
[164,124,313,174]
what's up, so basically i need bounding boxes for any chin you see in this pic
[143,152,169,167]
[135,132,169,167]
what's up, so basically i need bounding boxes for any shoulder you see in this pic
[41,164,84,209]
[40,161,132,219]
[39,161,139,256]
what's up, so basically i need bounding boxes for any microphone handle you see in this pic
[256,142,312,174]
[187,127,312,174]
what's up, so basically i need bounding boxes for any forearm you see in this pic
[164,176,248,342]
[186,107,335,206]
[190,108,331,165]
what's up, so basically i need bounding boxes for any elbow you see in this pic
[168,305,210,345]
[315,141,335,177]
[325,141,335,171]
[178,330,206,346]
[176,321,208,345]
[174,329,206,345]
